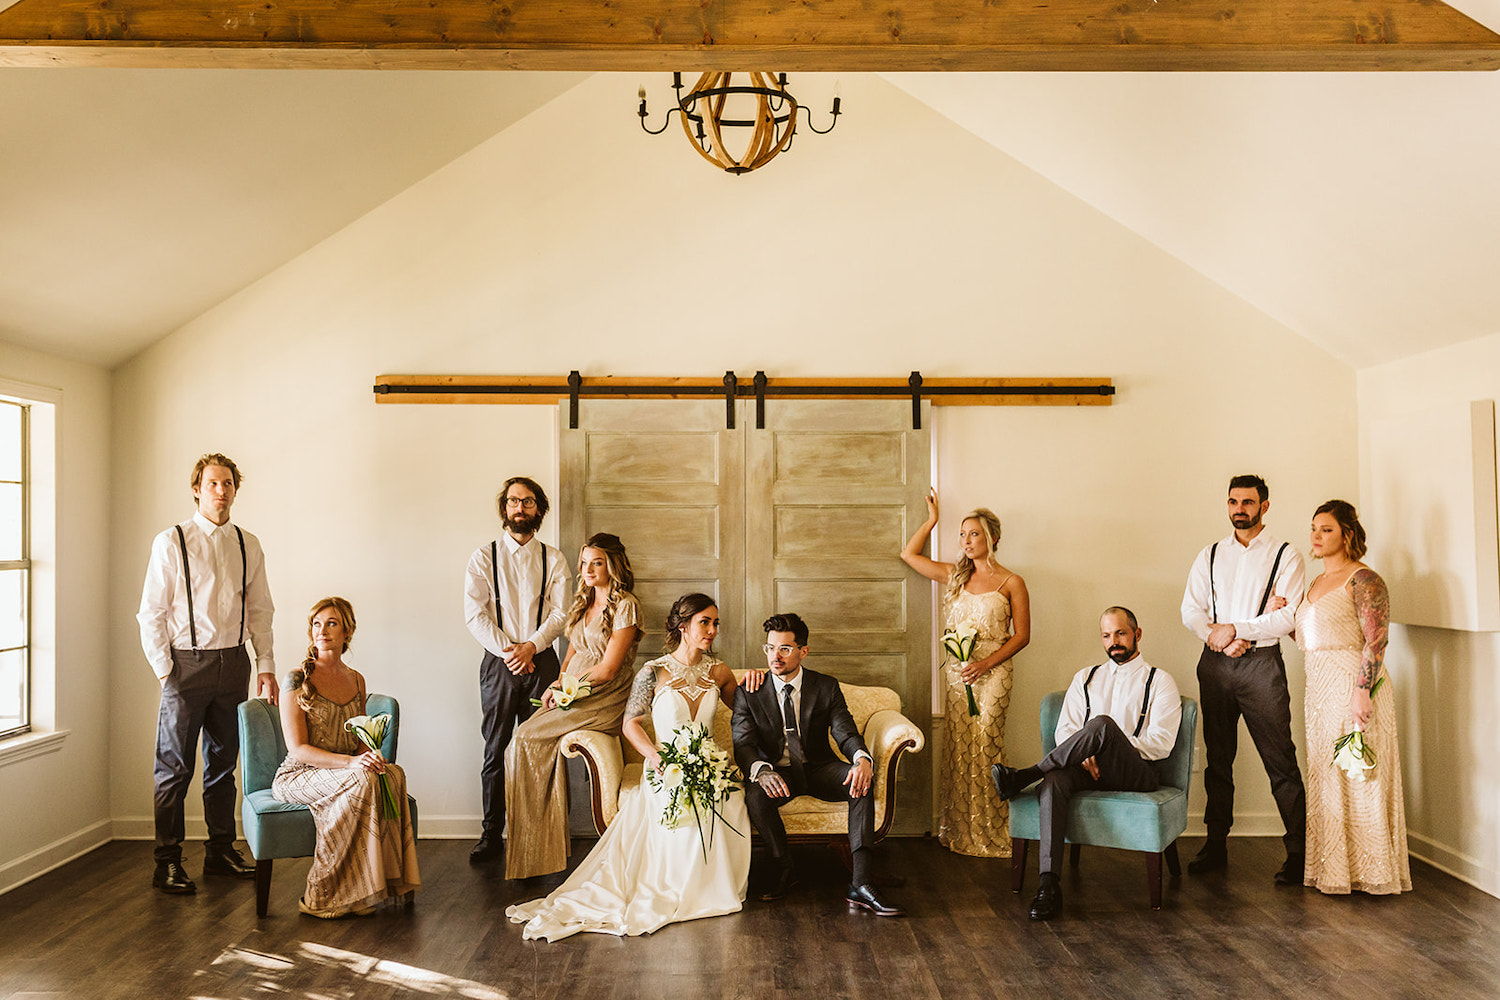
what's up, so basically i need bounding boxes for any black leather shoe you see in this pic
[469,838,503,864]
[1274,853,1305,886]
[991,764,1029,802]
[1188,841,1228,875]
[1028,880,1063,921]
[846,883,905,917]
[204,847,255,879]
[153,860,197,895]
[758,866,799,902]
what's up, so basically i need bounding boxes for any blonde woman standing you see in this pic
[505,533,643,879]
[902,489,1031,856]
[273,597,420,917]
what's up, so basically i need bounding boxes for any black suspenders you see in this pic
[1081,664,1158,737]
[174,523,248,650]
[491,540,549,638]
[1207,540,1290,632]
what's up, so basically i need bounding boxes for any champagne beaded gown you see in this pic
[1296,584,1411,895]
[940,588,1015,857]
[271,691,421,915]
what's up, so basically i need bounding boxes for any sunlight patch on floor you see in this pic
[193,942,507,998]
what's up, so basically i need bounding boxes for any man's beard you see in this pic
[1231,511,1262,530]
[507,511,543,535]
[1108,645,1135,664]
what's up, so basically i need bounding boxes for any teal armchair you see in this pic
[1007,691,1198,910]
[238,694,415,917]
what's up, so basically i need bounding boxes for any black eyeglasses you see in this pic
[505,497,539,510]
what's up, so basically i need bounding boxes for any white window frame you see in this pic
[0,397,30,738]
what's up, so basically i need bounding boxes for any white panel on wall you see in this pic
[1368,399,1500,631]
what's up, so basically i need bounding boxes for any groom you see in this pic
[732,613,904,917]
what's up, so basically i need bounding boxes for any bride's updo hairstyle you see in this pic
[945,508,1004,604]
[287,596,357,713]
[1314,499,1368,561]
[564,532,636,634]
[664,592,717,653]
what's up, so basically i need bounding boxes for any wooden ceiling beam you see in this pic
[2,0,1498,71]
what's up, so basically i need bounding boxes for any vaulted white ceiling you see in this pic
[3,1,1498,370]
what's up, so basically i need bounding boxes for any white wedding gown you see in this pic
[506,681,751,941]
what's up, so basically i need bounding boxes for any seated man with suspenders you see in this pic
[992,607,1182,921]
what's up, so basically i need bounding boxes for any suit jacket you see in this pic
[732,666,868,777]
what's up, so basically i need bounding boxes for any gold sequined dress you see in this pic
[1296,584,1411,895]
[505,594,642,879]
[940,588,1015,857]
[271,690,421,915]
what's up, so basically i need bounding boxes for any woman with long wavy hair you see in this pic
[505,532,643,879]
[272,596,420,917]
[902,489,1031,856]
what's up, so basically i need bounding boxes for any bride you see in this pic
[506,593,755,940]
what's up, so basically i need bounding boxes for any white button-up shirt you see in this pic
[463,533,570,658]
[137,512,276,680]
[1181,529,1304,647]
[1055,654,1182,762]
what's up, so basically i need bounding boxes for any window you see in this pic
[0,399,28,738]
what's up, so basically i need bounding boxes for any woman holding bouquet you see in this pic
[901,489,1031,857]
[505,532,643,879]
[273,597,420,918]
[1292,500,1410,894]
[507,593,755,941]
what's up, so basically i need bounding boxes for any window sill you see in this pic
[0,729,70,768]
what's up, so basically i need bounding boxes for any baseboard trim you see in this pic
[0,819,112,897]
[110,814,486,842]
[1408,831,1499,898]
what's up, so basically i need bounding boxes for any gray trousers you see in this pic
[744,757,876,861]
[478,647,559,839]
[1037,716,1160,875]
[153,645,252,863]
[1196,643,1306,854]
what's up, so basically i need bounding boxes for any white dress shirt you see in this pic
[137,512,275,680]
[463,533,570,658]
[749,668,871,779]
[1055,654,1182,762]
[1180,529,1304,647]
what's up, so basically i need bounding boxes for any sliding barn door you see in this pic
[559,400,745,660]
[744,400,932,835]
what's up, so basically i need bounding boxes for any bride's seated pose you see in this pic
[506,592,758,941]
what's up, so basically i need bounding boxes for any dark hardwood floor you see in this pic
[1,837,1495,999]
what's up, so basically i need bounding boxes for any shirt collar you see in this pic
[502,532,534,555]
[193,511,229,535]
[772,670,802,698]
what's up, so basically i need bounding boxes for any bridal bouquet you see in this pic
[1331,677,1386,782]
[344,713,400,821]
[531,671,593,710]
[941,624,981,717]
[648,723,744,863]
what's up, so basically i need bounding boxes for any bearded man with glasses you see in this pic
[463,476,570,864]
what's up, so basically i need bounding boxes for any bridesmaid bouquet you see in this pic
[531,671,593,710]
[1331,677,1386,782]
[344,713,400,821]
[941,625,981,717]
[648,723,744,863]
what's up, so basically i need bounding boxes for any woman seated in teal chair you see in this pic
[273,596,420,918]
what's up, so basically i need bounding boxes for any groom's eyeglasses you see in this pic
[762,644,802,656]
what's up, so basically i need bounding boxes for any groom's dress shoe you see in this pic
[1027,880,1063,921]
[991,764,1029,802]
[1188,841,1228,875]
[204,847,256,879]
[846,883,905,917]
[758,866,799,902]
[153,860,197,895]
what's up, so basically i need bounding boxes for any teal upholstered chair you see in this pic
[1008,691,1198,910]
[238,694,415,917]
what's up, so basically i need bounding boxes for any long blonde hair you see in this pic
[286,596,357,713]
[944,508,1003,604]
[564,533,636,635]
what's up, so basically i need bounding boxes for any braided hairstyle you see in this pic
[286,596,357,713]
[944,508,1004,604]
[565,533,636,635]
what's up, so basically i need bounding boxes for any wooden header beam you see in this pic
[3,0,1499,71]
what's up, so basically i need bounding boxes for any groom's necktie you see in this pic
[782,684,805,776]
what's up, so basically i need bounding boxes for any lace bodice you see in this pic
[651,664,722,736]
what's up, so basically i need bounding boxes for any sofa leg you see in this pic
[255,859,273,918]
[1146,851,1163,910]
[1164,840,1182,878]
[1069,843,1082,869]
[1010,839,1027,894]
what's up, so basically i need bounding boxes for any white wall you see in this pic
[0,340,112,893]
[1359,330,1500,896]
[106,74,1356,844]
